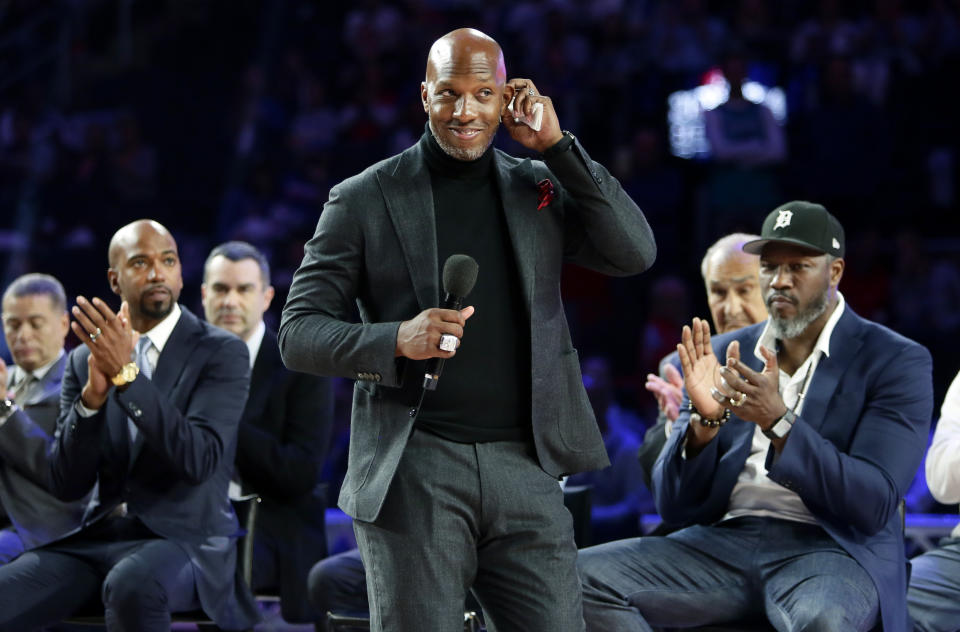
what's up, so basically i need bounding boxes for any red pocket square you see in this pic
[537,178,555,210]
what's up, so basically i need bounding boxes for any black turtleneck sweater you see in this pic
[415,128,532,443]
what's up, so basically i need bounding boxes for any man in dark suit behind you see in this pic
[0,273,90,563]
[0,220,259,631]
[202,240,333,623]
[280,27,656,632]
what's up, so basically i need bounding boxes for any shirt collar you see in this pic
[755,292,846,365]
[140,303,182,353]
[245,320,266,369]
[12,348,65,385]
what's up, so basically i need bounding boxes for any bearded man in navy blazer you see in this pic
[281,27,656,632]
[0,220,259,631]
[579,202,934,632]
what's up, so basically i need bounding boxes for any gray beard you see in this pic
[428,119,495,161]
[768,289,828,340]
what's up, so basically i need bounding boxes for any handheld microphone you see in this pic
[423,254,478,391]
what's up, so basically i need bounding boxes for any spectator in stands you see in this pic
[202,240,333,623]
[0,220,259,631]
[580,201,933,631]
[703,42,786,235]
[0,274,90,563]
[907,368,960,631]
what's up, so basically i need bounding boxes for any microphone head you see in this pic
[442,254,479,298]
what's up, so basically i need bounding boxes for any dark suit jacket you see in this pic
[52,306,260,629]
[280,137,656,522]
[0,354,91,550]
[235,328,332,622]
[653,307,933,632]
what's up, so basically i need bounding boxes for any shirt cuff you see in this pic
[75,399,99,418]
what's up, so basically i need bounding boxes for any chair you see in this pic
[61,494,261,631]
[563,484,593,549]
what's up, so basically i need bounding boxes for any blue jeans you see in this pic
[907,537,960,632]
[578,516,879,631]
[0,528,25,565]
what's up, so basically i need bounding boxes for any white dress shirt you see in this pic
[926,369,960,538]
[244,320,266,370]
[721,293,847,524]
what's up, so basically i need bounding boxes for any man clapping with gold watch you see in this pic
[0,219,259,631]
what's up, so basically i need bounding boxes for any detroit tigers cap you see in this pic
[742,201,845,257]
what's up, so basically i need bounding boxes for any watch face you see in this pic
[771,417,792,438]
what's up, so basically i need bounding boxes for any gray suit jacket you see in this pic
[0,354,91,550]
[280,137,656,522]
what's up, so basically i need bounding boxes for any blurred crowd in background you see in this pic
[2,0,959,513]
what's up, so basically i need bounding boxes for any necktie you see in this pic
[129,337,154,442]
[135,336,154,380]
[10,372,38,404]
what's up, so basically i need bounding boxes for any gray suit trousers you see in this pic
[353,429,584,632]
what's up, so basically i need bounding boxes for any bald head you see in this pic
[425,28,506,85]
[107,219,183,332]
[421,28,510,161]
[109,220,175,268]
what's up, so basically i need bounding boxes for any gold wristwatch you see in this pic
[111,362,139,387]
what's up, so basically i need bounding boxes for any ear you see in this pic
[830,257,845,288]
[501,84,515,116]
[420,81,429,113]
[200,283,208,302]
[262,285,275,313]
[107,268,120,296]
[58,311,70,341]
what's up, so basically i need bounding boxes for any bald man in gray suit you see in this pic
[281,28,656,632]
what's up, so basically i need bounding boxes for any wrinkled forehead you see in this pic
[426,38,505,84]
[707,251,759,282]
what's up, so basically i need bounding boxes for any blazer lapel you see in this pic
[128,307,202,466]
[36,354,67,404]
[378,145,439,309]
[795,308,863,434]
[494,155,538,316]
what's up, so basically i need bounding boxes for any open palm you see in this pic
[676,317,724,419]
